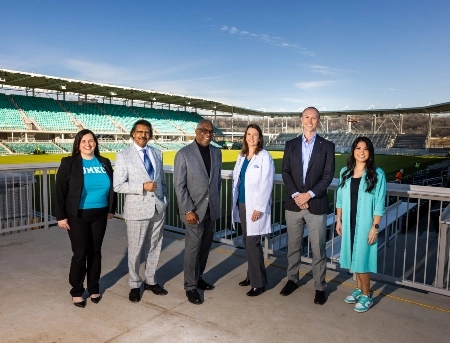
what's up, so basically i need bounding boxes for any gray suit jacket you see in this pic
[113,144,168,220]
[174,141,222,224]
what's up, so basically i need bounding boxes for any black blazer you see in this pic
[281,135,335,215]
[55,154,117,220]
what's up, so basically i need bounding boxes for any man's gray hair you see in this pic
[197,119,213,129]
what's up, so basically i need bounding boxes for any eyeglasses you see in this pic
[196,128,215,136]
[134,130,151,136]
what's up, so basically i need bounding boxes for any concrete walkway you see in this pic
[0,219,449,343]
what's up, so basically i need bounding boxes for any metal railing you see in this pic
[1,162,449,296]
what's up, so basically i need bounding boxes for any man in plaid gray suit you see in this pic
[114,120,168,303]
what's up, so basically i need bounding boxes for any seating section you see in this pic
[0,144,10,155]
[132,107,182,134]
[0,94,26,130]
[62,101,120,133]
[157,142,187,150]
[12,95,76,131]
[270,133,299,145]
[98,103,139,132]
[99,142,130,152]
[323,133,395,150]
[392,134,427,149]
[56,142,74,152]
[4,142,63,154]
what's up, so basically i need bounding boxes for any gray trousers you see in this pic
[126,209,165,289]
[184,210,214,291]
[285,209,327,291]
[239,203,267,288]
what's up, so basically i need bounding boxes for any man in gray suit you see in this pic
[174,119,222,305]
[114,119,168,303]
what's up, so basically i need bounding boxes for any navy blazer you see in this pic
[55,154,117,220]
[281,135,335,215]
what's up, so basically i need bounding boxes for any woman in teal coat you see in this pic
[335,137,386,313]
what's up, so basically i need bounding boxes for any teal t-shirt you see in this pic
[79,157,110,209]
[238,158,250,203]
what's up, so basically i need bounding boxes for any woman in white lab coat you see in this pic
[232,124,275,297]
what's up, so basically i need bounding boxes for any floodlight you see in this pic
[0,78,5,83]
[110,91,117,96]
[60,85,66,90]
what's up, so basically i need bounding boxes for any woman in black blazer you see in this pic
[56,129,117,308]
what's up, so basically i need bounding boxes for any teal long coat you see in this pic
[336,167,386,273]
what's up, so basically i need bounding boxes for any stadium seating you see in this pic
[99,142,130,152]
[62,101,121,133]
[4,142,63,154]
[12,95,76,131]
[0,94,27,130]
[0,144,11,155]
[392,134,427,149]
[56,142,74,152]
[270,133,299,145]
[131,107,182,135]
[98,103,139,133]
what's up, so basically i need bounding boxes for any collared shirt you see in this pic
[291,133,316,199]
[133,143,157,174]
[302,133,316,183]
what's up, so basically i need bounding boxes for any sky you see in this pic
[1,0,449,113]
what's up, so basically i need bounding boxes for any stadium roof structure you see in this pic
[1,68,449,117]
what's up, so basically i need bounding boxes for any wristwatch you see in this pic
[373,224,379,229]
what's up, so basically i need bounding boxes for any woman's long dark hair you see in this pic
[339,136,377,193]
[241,124,264,156]
[71,129,101,157]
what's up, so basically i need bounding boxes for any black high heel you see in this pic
[91,295,102,304]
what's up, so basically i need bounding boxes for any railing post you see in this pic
[436,211,450,288]
[42,169,49,230]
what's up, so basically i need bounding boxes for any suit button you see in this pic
[151,195,154,197]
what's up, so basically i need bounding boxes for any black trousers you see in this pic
[67,207,108,297]
[184,208,214,291]
[239,202,267,288]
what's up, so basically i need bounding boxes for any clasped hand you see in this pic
[143,181,157,192]
[294,192,310,210]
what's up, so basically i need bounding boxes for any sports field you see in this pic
[0,150,447,181]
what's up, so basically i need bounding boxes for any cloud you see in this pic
[307,65,338,75]
[295,80,337,90]
[219,24,314,56]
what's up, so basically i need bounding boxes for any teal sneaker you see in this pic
[354,295,373,313]
[344,288,362,304]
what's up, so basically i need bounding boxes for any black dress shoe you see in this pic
[73,300,86,308]
[197,278,215,291]
[129,288,141,303]
[186,289,203,305]
[246,287,265,297]
[239,279,251,286]
[314,290,327,305]
[144,283,168,295]
[280,280,299,296]
[90,295,102,304]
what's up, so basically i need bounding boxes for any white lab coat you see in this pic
[232,149,275,236]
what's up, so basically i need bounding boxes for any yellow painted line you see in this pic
[211,247,450,314]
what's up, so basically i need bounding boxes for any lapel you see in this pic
[72,154,84,189]
[307,134,323,175]
[148,146,160,180]
[129,145,149,177]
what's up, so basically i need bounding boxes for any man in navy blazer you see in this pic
[280,107,335,305]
